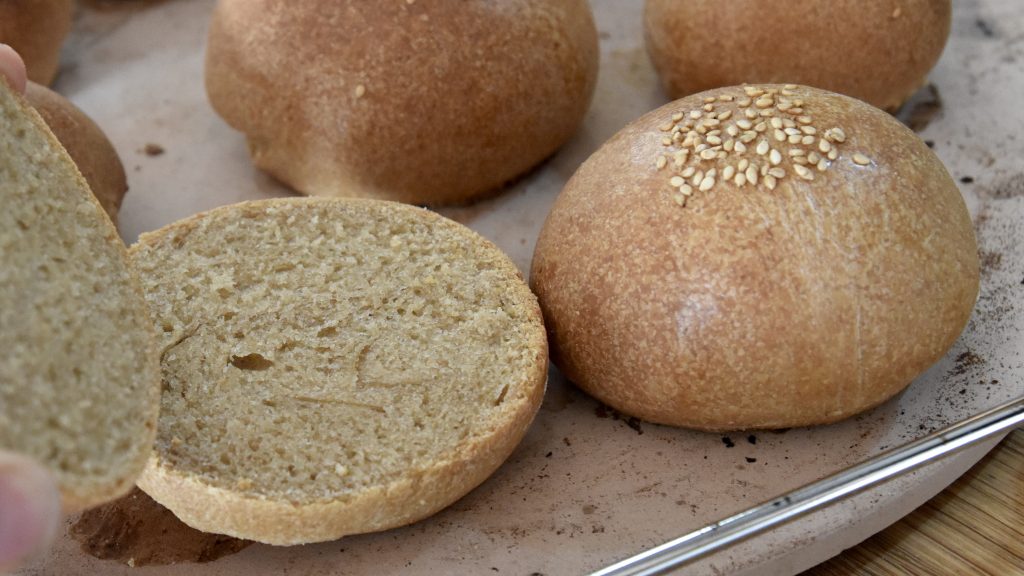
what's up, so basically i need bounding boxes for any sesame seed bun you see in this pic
[530,85,979,431]
[204,0,599,206]
[644,0,951,111]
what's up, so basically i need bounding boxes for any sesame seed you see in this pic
[719,95,735,102]
[770,118,783,129]
[662,137,672,146]
[682,167,696,178]
[723,139,735,152]
[785,84,798,90]
[738,97,752,107]
[745,108,758,119]
[681,184,694,196]
[734,141,747,153]
[670,176,685,187]
[774,129,786,142]
[659,123,674,132]
[690,110,703,119]
[853,153,871,165]
[727,125,740,137]
[769,149,782,165]
[794,164,814,180]
[828,149,838,160]
[700,148,719,160]
[754,121,768,132]
[746,166,759,184]
[734,172,747,187]
[740,131,758,143]
[819,139,833,153]
[769,167,786,178]
[704,96,717,103]
[788,134,802,144]
[759,109,775,118]
[737,119,753,130]
[718,110,733,121]
[723,165,736,180]
[784,127,801,136]
[354,84,366,98]
[692,170,705,186]
[892,7,901,18]
[760,163,770,176]
[705,118,721,127]
[755,97,774,109]
[817,158,828,171]
[706,168,718,179]
[802,135,816,146]
[707,135,723,145]
[672,112,684,122]
[699,176,716,192]
[788,148,806,157]
[756,140,770,155]
[793,156,809,165]
[764,175,777,190]
[738,159,750,171]
[704,104,714,112]
[807,151,821,163]
[656,156,668,170]
[797,116,813,125]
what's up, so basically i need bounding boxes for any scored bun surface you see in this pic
[26,82,129,224]
[644,0,951,111]
[531,84,979,431]
[205,0,598,206]
[130,198,548,545]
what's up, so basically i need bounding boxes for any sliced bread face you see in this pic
[0,81,160,512]
[130,198,547,545]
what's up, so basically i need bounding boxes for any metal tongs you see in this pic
[593,396,1024,576]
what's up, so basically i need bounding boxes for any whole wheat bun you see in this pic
[0,80,160,511]
[0,0,74,86]
[205,0,598,206]
[644,0,951,111]
[26,82,128,224]
[531,84,979,431]
[130,198,548,545]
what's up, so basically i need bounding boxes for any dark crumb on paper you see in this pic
[747,434,757,445]
[625,417,644,435]
[545,451,553,458]
[143,143,165,156]
[594,404,611,419]
[490,568,499,572]
[745,457,757,463]
[979,250,1003,273]
[721,436,735,448]
[976,18,995,37]
[70,488,251,566]
[950,349,985,376]
[960,176,975,184]
[925,140,935,148]
[771,428,791,435]
[563,437,572,446]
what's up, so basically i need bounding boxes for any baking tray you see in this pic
[19,0,1024,574]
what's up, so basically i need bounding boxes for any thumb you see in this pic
[0,44,27,94]
[0,452,61,573]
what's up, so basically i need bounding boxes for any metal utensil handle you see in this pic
[592,396,1024,576]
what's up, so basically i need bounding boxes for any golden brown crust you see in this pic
[26,82,128,224]
[205,0,598,206]
[644,0,951,111]
[0,81,160,512]
[131,198,548,544]
[0,0,74,86]
[531,85,979,431]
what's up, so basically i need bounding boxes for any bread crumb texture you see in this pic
[0,81,158,511]
[130,198,546,543]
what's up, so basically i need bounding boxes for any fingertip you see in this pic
[0,44,28,95]
[0,452,61,572]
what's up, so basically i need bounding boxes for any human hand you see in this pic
[0,44,28,94]
[0,45,61,574]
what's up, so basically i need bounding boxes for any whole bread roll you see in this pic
[0,79,159,512]
[644,0,951,111]
[130,198,547,544]
[0,0,74,86]
[26,82,128,224]
[205,0,598,206]
[531,84,979,431]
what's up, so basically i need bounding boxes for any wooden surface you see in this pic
[805,430,1024,575]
